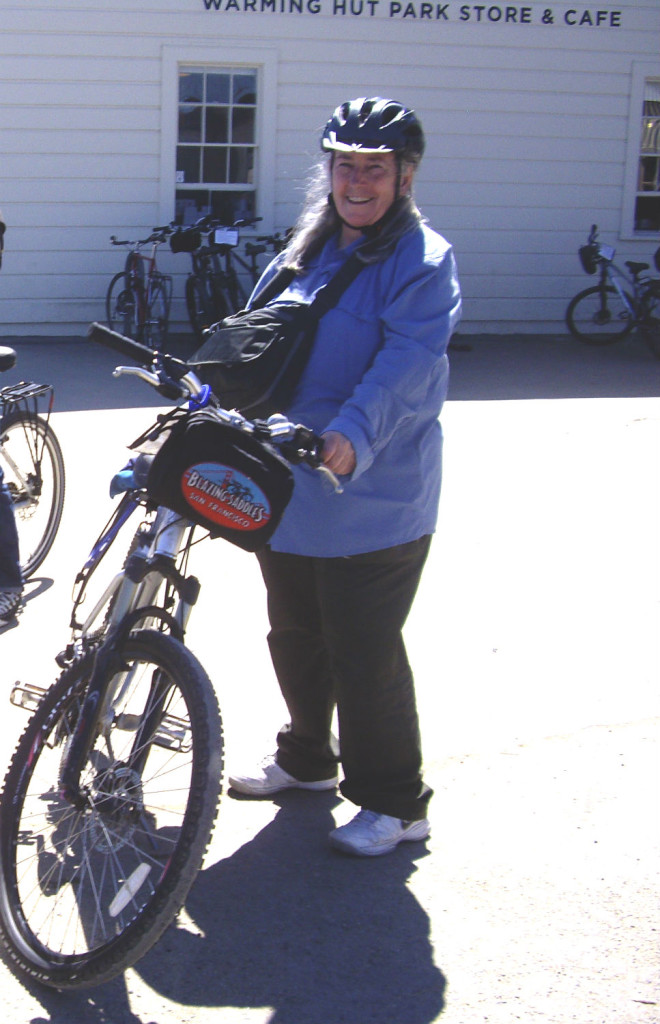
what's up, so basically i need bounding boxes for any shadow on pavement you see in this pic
[448,332,660,401]
[1,330,659,414]
[1,335,200,413]
[135,791,446,1024]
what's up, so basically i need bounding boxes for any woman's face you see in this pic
[331,150,413,246]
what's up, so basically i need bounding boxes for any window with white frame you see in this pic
[634,78,660,232]
[175,65,258,226]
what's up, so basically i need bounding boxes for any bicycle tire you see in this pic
[186,274,217,338]
[0,629,223,989]
[143,277,170,350]
[565,285,635,344]
[0,410,65,577]
[640,315,660,359]
[106,271,139,340]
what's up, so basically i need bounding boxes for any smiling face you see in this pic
[330,150,413,247]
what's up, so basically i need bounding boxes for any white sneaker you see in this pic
[329,809,430,857]
[228,754,338,796]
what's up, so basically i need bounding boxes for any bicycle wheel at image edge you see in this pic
[565,285,635,344]
[0,630,223,989]
[106,271,139,340]
[1,410,65,577]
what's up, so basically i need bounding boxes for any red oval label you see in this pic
[181,462,272,532]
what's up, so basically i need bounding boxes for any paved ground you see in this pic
[0,329,658,1024]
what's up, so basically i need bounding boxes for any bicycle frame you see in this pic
[70,497,198,642]
[597,260,637,317]
[128,243,172,327]
[56,498,200,805]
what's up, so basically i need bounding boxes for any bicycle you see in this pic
[565,224,660,357]
[171,217,288,338]
[0,321,337,990]
[0,347,65,577]
[106,227,174,349]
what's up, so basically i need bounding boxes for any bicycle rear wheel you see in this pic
[640,315,660,358]
[0,410,65,577]
[565,285,635,344]
[106,271,139,340]
[0,629,223,989]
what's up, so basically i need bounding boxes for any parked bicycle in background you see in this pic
[0,347,65,578]
[565,224,660,357]
[106,226,174,349]
[170,217,287,338]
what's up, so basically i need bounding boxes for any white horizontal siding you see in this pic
[0,0,658,334]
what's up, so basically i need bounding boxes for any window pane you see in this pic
[176,189,211,224]
[179,71,204,104]
[203,146,228,183]
[233,73,257,105]
[212,190,255,224]
[179,106,202,143]
[177,146,201,184]
[229,147,254,184]
[176,65,258,224]
[638,156,659,191]
[635,195,660,231]
[232,107,255,144]
[206,107,229,144]
[207,73,231,104]
[641,116,660,155]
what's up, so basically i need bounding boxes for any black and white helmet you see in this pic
[321,97,425,166]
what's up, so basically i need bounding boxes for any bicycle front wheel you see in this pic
[106,271,139,339]
[0,410,65,577]
[0,629,223,989]
[143,277,171,349]
[565,285,635,344]
[185,274,216,338]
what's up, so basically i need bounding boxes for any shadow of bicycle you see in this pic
[0,576,53,637]
[135,791,446,1024]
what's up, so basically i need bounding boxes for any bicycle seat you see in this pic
[625,261,650,277]
[0,346,17,373]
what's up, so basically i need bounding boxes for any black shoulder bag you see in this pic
[188,253,364,418]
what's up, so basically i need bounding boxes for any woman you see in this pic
[228,97,461,857]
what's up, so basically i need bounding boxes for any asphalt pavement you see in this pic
[0,328,658,1024]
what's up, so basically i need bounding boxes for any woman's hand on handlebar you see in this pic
[321,431,356,476]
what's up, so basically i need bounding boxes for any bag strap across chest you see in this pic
[249,251,364,321]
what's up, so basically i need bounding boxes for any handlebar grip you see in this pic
[87,322,156,366]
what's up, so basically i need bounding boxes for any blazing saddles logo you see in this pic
[182,462,272,532]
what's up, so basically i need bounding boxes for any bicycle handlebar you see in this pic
[87,323,341,488]
[110,226,173,248]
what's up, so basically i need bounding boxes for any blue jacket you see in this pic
[251,222,461,557]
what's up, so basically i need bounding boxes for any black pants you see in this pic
[256,536,433,821]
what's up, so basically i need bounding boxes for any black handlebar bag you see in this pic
[189,254,364,418]
[146,411,294,551]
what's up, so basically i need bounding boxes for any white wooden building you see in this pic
[0,0,658,335]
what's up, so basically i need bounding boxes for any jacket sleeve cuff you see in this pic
[324,415,374,482]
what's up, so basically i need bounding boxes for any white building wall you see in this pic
[0,0,658,335]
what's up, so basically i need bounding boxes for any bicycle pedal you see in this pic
[10,681,48,712]
[153,713,192,753]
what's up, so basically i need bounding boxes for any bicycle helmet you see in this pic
[321,97,425,165]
